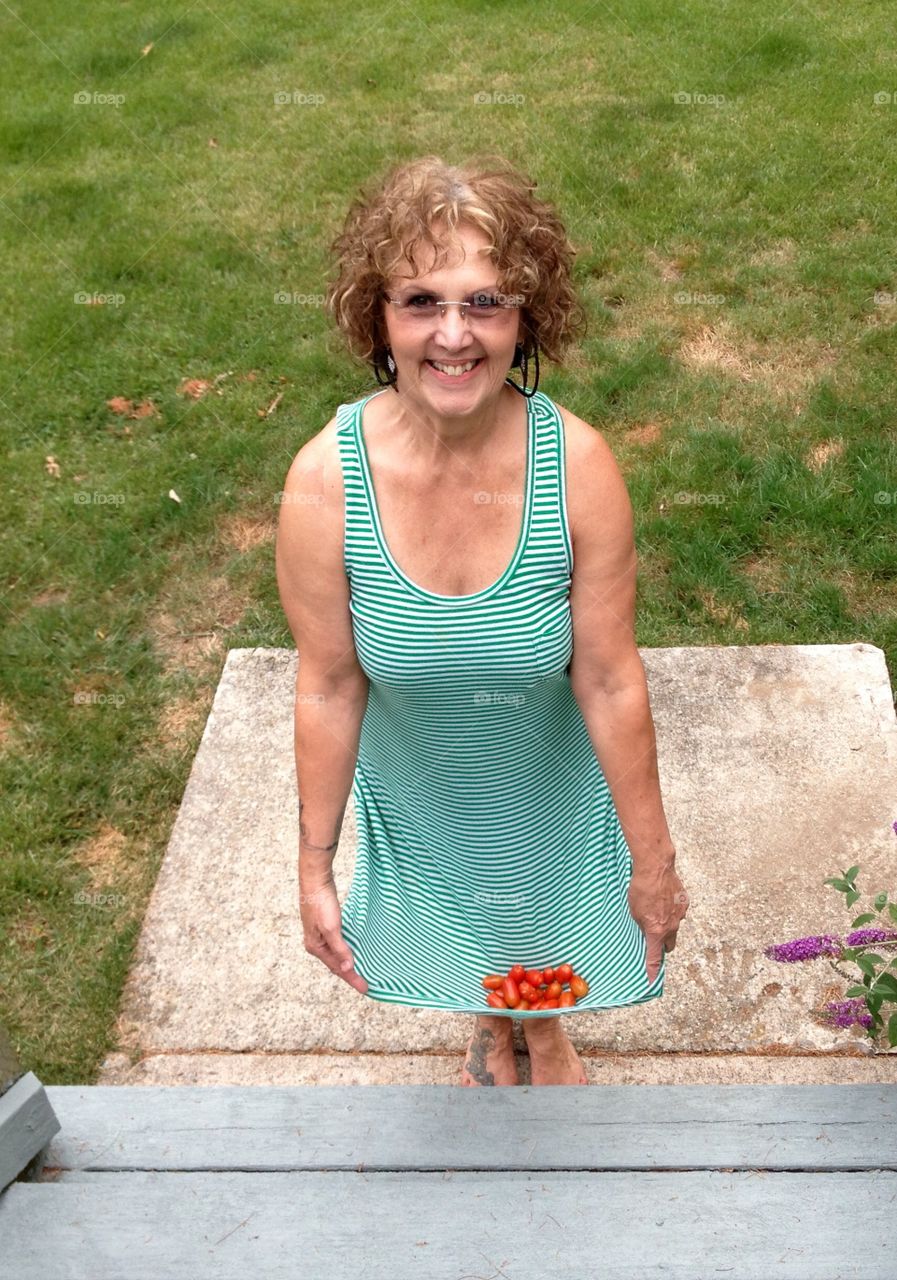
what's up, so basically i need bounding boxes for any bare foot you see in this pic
[523,1016,588,1085]
[461,1016,519,1086]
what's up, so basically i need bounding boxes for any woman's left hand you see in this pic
[627,860,690,984]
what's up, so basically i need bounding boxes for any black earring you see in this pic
[374,347,399,391]
[505,342,540,398]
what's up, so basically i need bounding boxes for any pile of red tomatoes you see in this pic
[482,962,589,1010]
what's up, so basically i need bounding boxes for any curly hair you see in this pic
[325,154,588,383]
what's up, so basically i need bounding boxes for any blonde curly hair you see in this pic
[325,154,588,383]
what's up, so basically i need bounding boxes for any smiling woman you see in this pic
[276,154,688,1088]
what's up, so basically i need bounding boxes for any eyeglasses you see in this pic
[384,290,522,323]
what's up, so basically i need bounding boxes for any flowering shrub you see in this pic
[763,821,897,1049]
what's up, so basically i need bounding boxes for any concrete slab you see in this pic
[98,1051,897,1087]
[102,644,897,1085]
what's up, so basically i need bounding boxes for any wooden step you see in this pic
[1,1084,894,1277]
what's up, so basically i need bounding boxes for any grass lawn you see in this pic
[1,0,895,1083]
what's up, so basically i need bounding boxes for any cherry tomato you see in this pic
[559,991,575,1007]
[509,964,525,983]
[502,977,521,1008]
[486,992,507,1009]
[482,974,504,991]
[546,981,562,999]
[542,967,555,984]
[518,981,537,1002]
[524,969,544,988]
[570,975,589,999]
[543,998,559,1009]
[555,963,573,984]
[517,1000,530,1011]
[530,1000,544,1010]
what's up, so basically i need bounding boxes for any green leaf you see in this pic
[845,985,869,997]
[888,1012,897,1048]
[851,913,878,927]
[872,972,897,998]
[844,865,860,882]
[888,904,897,923]
[825,878,852,892]
[846,890,861,907]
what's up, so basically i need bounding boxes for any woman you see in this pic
[275,155,689,1087]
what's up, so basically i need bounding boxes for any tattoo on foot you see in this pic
[464,1028,496,1085]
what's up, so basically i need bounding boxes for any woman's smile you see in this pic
[425,356,485,382]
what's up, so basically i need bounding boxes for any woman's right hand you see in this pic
[299,876,369,994]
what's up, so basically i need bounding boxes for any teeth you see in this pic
[430,359,479,376]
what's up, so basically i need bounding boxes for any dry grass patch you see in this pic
[219,512,277,554]
[148,571,249,678]
[740,553,787,595]
[70,821,131,891]
[804,439,845,472]
[748,239,797,268]
[625,420,665,446]
[698,588,750,631]
[677,318,839,403]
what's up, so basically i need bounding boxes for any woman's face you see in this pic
[381,222,524,415]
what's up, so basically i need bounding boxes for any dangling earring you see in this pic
[505,341,540,398]
[374,346,399,391]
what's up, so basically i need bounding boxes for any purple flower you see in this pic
[764,935,842,963]
[892,819,897,837]
[843,927,897,947]
[822,998,873,1030]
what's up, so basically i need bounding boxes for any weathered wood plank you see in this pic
[42,1084,897,1171]
[0,1072,61,1191]
[2,1169,894,1279]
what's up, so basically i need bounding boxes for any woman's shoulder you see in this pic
[546,396,632,548]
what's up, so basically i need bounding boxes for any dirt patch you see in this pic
[748,239,797,267]
[805,439,845,472]
[71,821,130,890]
[645,248,687,282]
[31,587,69,607]
[219,513,277,554]
[0,700,16,752]
[148,572,248,678]
[698,588,750,631]
[740,553,786,594]
[156,692,214,750]
[677,319,839,401]
[625,420,664,446]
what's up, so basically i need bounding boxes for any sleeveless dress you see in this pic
[335,386,666,1017]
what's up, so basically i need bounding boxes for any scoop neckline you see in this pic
[353,387,537,605]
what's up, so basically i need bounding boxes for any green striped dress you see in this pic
[335,386,666,1017]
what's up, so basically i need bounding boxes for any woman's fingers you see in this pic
[300,882,369,993]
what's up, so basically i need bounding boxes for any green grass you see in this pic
[1,0,896,1082]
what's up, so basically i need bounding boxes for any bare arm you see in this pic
[275,424,369,892]
[563,413,676,873]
